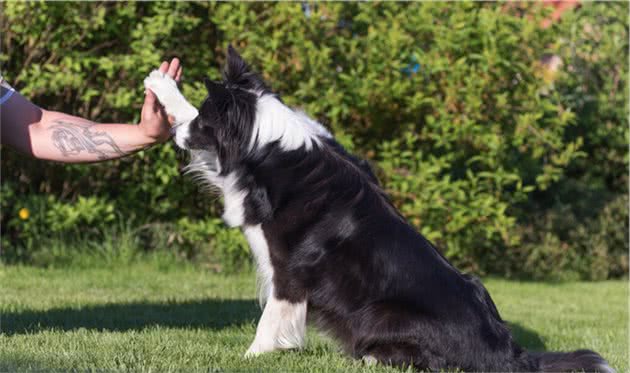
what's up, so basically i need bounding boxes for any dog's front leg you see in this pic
[245,295,307,357]
[143,70,198,127]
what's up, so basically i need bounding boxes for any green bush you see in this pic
[511,2,629,279]
[1,2,627,278]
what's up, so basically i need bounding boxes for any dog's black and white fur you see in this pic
[144,46,614,372]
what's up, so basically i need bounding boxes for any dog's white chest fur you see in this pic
[243,224,274,306]
[220,173,248,228]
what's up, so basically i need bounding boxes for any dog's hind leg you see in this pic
[351,302,444,371]
[359,342,430,370]
[244,294,307,357]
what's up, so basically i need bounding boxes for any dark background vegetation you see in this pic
[1,2,627,280]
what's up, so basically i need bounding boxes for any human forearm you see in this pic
[30,111,156,162]
[1,58,182,163]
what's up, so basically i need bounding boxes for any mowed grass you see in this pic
[0,261,627,372]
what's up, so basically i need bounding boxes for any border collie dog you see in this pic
[145,46,614,372]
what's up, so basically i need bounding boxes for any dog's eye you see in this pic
[197,119,213,130]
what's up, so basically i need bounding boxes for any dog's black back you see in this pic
[242,133,535,371]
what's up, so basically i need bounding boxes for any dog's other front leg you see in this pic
[245,295,307,357]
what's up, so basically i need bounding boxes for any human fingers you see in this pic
[175,65,183,83]
[155,104,175,126]
[167,58,180,79]
[159,61,169,74]
[144,89,157,108]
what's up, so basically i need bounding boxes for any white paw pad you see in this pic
[143,70,179,107]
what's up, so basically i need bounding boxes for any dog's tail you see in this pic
[530,349,615,373]
[465,274,614,373]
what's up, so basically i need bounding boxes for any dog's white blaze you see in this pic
[143,70,197,148]
[245,295,307,357]
[251,95,331,152]
[243,224,273,306]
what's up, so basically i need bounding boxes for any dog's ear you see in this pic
[223,44,268,91]
[201,77,231,121]
[224,45,250,81]
[204,77,230,99]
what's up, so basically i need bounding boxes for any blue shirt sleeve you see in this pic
[0,73,16,105]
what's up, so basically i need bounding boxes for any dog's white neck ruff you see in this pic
[250,95,332,152]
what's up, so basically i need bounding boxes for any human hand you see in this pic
[139,58,183,143]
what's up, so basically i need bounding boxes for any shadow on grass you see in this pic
[508,322,546,351]
[1,298,260,335]
[2,299,547,353]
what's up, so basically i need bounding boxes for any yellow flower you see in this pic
[18,208,30,220]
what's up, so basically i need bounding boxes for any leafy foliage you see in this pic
[0,2,627,278]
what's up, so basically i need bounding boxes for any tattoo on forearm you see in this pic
[49,120,126,159]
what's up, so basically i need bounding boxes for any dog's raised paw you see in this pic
[148,70,165,80]
[143,70,178,106]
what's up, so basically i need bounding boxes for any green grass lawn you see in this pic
[1,261,627,372]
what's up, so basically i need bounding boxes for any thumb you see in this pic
[144,89,157,107]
